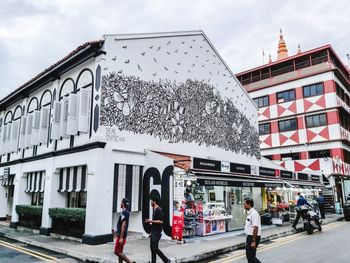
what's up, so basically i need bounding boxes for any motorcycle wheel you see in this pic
[305,224,314,235]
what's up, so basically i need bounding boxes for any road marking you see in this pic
[210,221,346,263]
[0,240,65,262]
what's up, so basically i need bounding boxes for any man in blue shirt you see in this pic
[292,192,311,230]
[316,193,325,219]
[114,198,134,263]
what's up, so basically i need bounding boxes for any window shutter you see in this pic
[25,113,34,147]
[67,93,78,135]
[78,89,90,133]
[31,110,41,145]
[0,122,5,155]
[0,119,3,155]
[19,116,27,149]
[39,107,49,144]
[60,98,69,138]
[51,101,61,140]
[4,123,12,153]
[10,120,20,152]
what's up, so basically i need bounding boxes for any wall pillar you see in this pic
[0,186,7,220]
[82,148,114,245]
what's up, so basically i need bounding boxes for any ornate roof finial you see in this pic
[268,54,272,64]
[277,29,289,60]
[297,44,302,54]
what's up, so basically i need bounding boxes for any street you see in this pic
[0,237,81,263]
[207,220,349,263]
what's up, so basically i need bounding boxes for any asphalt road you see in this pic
[207,220,350,263]
[0,236,82,263]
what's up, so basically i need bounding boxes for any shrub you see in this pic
[15,205,42,216]
[49,207,86,221]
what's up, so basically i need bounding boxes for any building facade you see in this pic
[236,32,350,210]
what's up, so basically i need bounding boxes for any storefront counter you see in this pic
[195,215,232,236]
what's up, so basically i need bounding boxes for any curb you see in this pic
[0,216,344,263]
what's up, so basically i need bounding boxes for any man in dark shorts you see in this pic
[145,196,170,263]
[114,198,134,263]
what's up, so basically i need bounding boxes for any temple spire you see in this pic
[277,29,289,60]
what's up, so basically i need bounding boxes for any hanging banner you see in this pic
[171,210,184,242]
[174,173,185,202]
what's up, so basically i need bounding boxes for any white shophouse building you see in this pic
[0,31,302,244]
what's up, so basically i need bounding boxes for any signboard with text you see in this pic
[230,163,251,175]
[171,210,184,242]
[193,158,221,171]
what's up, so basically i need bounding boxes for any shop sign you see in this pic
[193,158,221,171]
[174,173,185,202]
[221,161,230,173]
[280,170,293,179]
[171,210,184,242]
[311,174,320,182]
[3,168,9,183]
[259,167,276,177]
[230,163,251,175]
[197,179,282,188]
[298,173,309,181]
[251,165,259,176]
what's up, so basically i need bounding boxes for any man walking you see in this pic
[145,196,170,263]
[292,192,311,230]
[243,198,261,263]
[316,192,325,219]
[114,198,134,263]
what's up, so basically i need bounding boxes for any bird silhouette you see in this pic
[167,51,171,55]
[177,62,181,65]
[190,46,193,48]
[103,67,108,70]
[137,64,143,71]
[149,45,154,49]
[184,52,188,55]
[200,46,203,48]
[209,71,212,75]
[141,52,145,56]
[118,69,123,74]
[153,58,158,63]
[181,41,185,44]
[192,64,195,67]
[175,71,178,74]
[122,46,127,49]
[188,69,191,73]
[152,72,157,76]
[157,46,161,51]
[166,41,171,45]
[164,67,168,70]
[112,56,116,61]
[201,64,205,67]
[175,48,179,53]
[125,60,130,64]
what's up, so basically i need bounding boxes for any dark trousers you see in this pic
[150,232,168,263]
[319,204,325,219]
[293,210,302,227]
[246,235,261,263]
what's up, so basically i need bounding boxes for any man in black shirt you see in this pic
[114,198,134,263]
[145,196,170,263]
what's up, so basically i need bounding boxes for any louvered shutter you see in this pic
[25,113,33,147]
[51,101,61,140]
[4,123,12,153]
[19,116,27,149]
[78,90,90,133]
[67,94,78,135]
[31,110,41,145]
[60,98,69,138]
[0,122,5,154]
[39,107,49,144]
[10,120,20,152]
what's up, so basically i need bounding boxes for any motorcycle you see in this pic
[298,204,322,234]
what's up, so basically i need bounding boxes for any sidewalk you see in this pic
[0,214,344,263]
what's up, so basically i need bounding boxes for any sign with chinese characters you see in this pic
[174,173,185,202]
[171,210,184,241]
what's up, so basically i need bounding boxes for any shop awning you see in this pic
[58,165,87,192]
[1,174,15,186]
[193,172,283,188]
[25,171,45,193]
[283,180,324,189]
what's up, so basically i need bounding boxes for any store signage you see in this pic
[197,179,282,188]
[251,165,259,176]
[259,167,276,177]
[230,163,251,175]
[311,174,320,182]
[280,170,293,179]
[171,210,184,242]
[174,173,185,202]
[3,168,9,180]
[298,173,309,181]
[193,158,221,171]
[221,161,230,173]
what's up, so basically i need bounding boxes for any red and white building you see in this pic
[236,32,350,209]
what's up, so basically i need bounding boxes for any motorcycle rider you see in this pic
[292,192,311,230]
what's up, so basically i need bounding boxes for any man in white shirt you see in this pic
[244,198,262,263]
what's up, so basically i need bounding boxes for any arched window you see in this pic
[27,97,39,113]
[38,90,53,145]
[76,69,93,91]
[59,78,75,100]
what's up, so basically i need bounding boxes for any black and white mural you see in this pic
[100,72,260,158]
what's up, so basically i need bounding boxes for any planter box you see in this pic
[18,214,42,230]
[51,217,85,238]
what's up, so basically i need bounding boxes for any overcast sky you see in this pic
[1,0,350,99]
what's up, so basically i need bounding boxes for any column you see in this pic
[82,147,114,245]
[0,185,7,220]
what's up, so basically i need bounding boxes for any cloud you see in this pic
[1,0,350,99]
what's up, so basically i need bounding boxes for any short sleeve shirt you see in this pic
[244,208,261,236]
[116,209,130,238]
[152,207,164,233]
